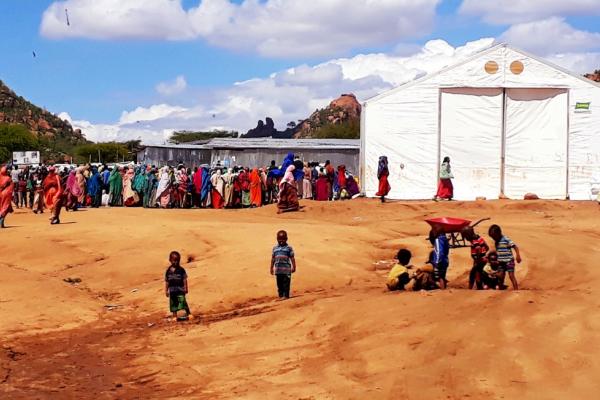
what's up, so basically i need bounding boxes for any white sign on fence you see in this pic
[12,151,40,165]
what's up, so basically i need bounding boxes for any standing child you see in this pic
[164,251,192,320]
[387,249,414,291]
[430,227,450,289]
[488,224,522,290]
[463,226,490,290]
[270,230,297,299]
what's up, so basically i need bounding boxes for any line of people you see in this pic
[0,153,362,227]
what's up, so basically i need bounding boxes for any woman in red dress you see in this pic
[435,156,454,201]
[375,156,390,203]
[0,166,14,228]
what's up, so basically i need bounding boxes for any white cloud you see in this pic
[499,17,600,55]
[65,37,600,144]
[41,0,441,58]
[155,75,188,96]
[70,38,499,144]
[545,52,600,74]
[460,0,600,24]
[119,104,188,124]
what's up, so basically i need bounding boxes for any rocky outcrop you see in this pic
[243,117,278,138]
[0,80,86,143]
[241,93,362,139]
[292,94,361,139]
[584,70,600,82]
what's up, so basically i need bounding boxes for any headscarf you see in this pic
[66,170,82,197]
[211,169,225,196]
[269,153,304,181]
[200,166,211,201]
[154,166,170,202]
[87,167,101,197]
[377,156,389,179]
[280,165,296,189]
[337,165,347,189]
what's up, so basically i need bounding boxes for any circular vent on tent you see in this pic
[510,61,524,75]
[484,61,499,74]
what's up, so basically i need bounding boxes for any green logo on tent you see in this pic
[575,102,590,110]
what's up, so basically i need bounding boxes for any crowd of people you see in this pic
[0,153,361,227]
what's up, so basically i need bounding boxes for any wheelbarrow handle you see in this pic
[471,217,491,228]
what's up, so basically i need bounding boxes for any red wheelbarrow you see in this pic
[425,217,490,248]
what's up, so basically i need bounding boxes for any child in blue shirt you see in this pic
[429,227,450,289]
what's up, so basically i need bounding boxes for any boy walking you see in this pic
[488,224,522,290]
[270,230,297,299]
[165,251,191,320]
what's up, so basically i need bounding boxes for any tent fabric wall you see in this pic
[363,44,600,200]
[363,85,439,199]
[504,88,568,199]
[440,88,503,200]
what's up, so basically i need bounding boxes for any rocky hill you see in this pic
[242,93,361,139]
[585,70,600,82]
[293,93,361,139]
[0,80,88,159]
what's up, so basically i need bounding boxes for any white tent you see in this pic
[361,43,600,200]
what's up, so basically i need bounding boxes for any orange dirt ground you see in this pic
[1,199,599,399]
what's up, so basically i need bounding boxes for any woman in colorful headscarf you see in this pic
[302,162,313,199]
[210,169,225,209]
[87,167,102,208]
[315,167,329,201]
[223,168,235,207]
[177,168,189,208]
[435,156,454,201]
[277,164,300,213]
[238,168,251,208]
[192,167,202,208]
[200,166,212,208]
[154,166,171,208]
[376,156,391,203]
[132,166,147,204]
[65,170,81,210]
[144,168,158,208]
[75,167,86,205]
[249,168,262,208]
[43,166,63,224]
[108,167,124,207]
[0,166,15,228]
[122,167,138,207]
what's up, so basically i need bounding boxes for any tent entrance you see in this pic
[504,88,568,199]
[439,87,568,199]
[439,88,504,200]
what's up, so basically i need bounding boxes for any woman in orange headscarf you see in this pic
[0,166,15,228]
[43,166,64,224]
[249,168,262,208]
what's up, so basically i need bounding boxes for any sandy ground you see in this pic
[0,199,599,399]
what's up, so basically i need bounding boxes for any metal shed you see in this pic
[137,139,361,173]
[137,144,211,168]
[206,138,360,172]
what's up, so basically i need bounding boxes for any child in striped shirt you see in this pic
[270,230,297,299]
[488,224,522,290]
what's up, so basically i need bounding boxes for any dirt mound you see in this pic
[1,200,599,399]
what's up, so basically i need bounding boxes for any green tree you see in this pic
[74,142,130,163]
[169,130,237,144]
[0,123,39,163]
[313,120,360,139]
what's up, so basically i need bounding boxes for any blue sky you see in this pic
[0,0,599,143]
